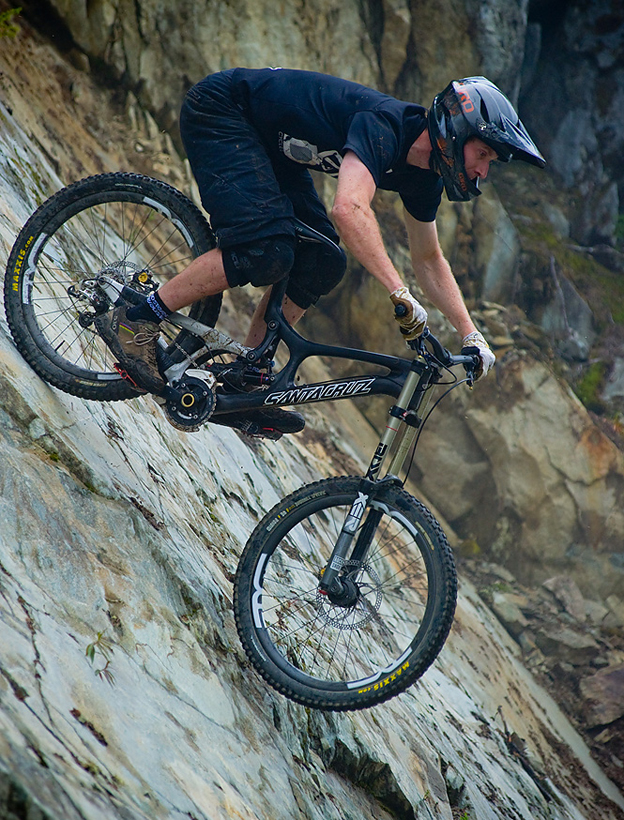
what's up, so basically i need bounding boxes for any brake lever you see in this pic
[460,345,482,387]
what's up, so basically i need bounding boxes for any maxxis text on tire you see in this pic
[4,173,221,401]
[234,476,457,711]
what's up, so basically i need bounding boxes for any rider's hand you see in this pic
[461,330,496,380]
[390,286,428,340]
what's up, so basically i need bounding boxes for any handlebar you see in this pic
[417,329,481,376]
[394,305,480,375]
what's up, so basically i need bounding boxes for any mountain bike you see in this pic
[4,172,479,710]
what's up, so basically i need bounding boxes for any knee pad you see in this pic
[286,242,347,309]
[223,235,296,288]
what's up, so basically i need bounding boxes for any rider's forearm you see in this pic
[413,249,476,338]
[332,201,403,293]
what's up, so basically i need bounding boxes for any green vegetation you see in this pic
[85,631,115,685]
[575,361,608,413]
[0,7,21,38]
[515,216,624,327]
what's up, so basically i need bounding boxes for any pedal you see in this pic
[209,414,283,441]
[113,363,147,393]
[240,422,283,441]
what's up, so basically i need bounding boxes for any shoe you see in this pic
[95,306,165,395]
[211,407,305,440]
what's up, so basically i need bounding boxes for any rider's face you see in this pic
[463,138,498,182]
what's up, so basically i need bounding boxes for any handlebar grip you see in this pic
[460,345,483,375]
[394,304,408,318]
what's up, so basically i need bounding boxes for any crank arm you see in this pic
[165,313,250,357]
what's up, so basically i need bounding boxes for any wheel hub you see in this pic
[316,561,383,629]
[326,575,359,607]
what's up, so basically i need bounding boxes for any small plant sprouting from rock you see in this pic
[85,632,115,685]
[0,7,21,38]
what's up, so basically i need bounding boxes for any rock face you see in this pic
[2,7,624,820]
[521,0,623,246]
[464,562,624,792]
[3,28,622,818]
[45,0,529,124]
[412,351,624,599]
[42,0,621,243]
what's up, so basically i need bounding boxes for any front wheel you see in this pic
[234,476,457,711]
[4,173,221,401]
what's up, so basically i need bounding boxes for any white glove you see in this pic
[461,330,496,379]
[390,286,428,340]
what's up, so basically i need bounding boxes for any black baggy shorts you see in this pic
[179,70,346,308]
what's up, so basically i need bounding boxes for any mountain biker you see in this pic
[97,68,545,437]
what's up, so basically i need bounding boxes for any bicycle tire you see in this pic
[4,173,221,401]
[234,476,457,711]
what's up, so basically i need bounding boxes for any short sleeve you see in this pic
[343,111,401,186]
[399,174,444,222]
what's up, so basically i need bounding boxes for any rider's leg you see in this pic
[156,247,228,311]
[286,240,347,311]
[98,245,230,395]
[273,164,347,318]
[97,70,303,437]
[120,229,296,337]
[128,244,304,348]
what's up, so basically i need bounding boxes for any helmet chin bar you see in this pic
[428,122,481,202]
[427,75,545,202]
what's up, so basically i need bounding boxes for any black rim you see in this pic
[19,189,201,382]
[250,491,437,693]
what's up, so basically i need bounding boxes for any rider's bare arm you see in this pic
[332,152,477,339]
[403,211,477,339]
[332,152,403,294]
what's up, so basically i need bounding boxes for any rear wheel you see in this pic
[234,476,457,711]
[4,172,221,401]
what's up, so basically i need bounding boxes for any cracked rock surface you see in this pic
[0,15,623,820]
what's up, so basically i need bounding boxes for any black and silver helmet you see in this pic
[428,76,545,202]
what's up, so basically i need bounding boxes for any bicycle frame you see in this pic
[98,270,470,483]
[98,249,477,606]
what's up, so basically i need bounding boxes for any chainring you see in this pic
[163,372,216,432]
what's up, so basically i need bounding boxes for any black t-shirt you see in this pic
[231,68,443,222]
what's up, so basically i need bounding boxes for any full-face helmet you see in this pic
[428,76,545,201]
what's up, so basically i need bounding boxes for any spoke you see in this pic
[256,498,434,685]
[31,294,75,303]
[272,606,326,653]
[262,587,319,622]
[57,212,107,269]
[340,618,358,678]
[375,555,428,592]
[38,307,77,340]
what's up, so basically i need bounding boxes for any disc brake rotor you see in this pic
[316,560,383,629]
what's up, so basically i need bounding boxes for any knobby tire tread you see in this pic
[234,476,457,711]
[4,173,220,401]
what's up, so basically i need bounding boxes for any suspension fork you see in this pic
[367,364,432,481]
[318,476,402,600]
[318,364,431,598]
